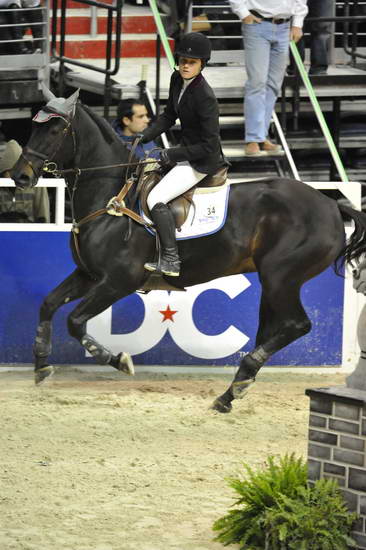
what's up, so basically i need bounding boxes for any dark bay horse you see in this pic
[11,88,366,413]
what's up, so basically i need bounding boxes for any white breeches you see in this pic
[147,161,207,211]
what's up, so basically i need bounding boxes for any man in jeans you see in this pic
[229,0,308,157]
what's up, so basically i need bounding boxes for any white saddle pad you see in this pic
[142,183,230,240]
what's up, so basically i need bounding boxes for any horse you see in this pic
[10,86,366,413]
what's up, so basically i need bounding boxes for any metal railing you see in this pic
[0,178,68,230]
[51,0,123,117]
[0,5,48,53]
[187,1,366,66]
[0,2,49,78]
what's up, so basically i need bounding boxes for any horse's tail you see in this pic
[335,203,366,272]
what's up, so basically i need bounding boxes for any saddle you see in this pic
[139,160,228,230]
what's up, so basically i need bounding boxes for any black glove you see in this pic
[158,148,175,169]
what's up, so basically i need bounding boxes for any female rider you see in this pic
[141,32,226,277]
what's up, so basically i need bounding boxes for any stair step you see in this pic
[50,14,157,34]
[50,0,151,10]
[50,0,113,8]
[54,38,172,59]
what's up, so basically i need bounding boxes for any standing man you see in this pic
[229,0,308,156]
[111,98,160,160]
[292,0,333,76]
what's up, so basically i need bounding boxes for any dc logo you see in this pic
[87,275,250,359]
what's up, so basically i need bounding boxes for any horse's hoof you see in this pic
[116,352,134,376]
[210,397,232,414]
[34,365,54,385]
[231,378,254,399]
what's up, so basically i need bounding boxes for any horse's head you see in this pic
[11,84,80,189]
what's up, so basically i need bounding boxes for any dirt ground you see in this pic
[0,367,346,550]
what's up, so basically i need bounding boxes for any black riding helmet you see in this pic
[175,32,211,67]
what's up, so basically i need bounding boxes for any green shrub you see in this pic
[213,454,357,550]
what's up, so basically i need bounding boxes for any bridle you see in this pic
[20,105,156,274]
[21,115,76,182]
[22,108,156,181]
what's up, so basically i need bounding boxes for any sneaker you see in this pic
[260,140,284,155]
[244,142,267,157]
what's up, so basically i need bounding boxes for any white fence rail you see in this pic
[0,177,362,231]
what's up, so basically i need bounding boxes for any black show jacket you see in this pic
[142,71,225,176]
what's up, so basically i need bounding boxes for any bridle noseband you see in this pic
[21,114,75,182]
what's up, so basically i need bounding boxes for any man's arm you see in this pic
[292,0,308,29]
[228,0,250,22]
[291,0,308,42]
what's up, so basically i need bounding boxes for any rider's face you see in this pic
[178,57,202,80]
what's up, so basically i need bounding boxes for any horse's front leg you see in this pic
[34,269,94,384]
[66,279,135,376]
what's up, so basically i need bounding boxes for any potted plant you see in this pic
[213,453,357,550]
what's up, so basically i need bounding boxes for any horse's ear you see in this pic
[65,88,80,114]
[40,82,56,102]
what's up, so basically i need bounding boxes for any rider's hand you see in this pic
[158,149,176,169]
[242,14,262,24]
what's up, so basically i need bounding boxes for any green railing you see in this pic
[148,0,175,70]
[290,41,349,183]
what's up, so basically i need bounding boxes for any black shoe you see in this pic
[14,44,30,55]
[144,203,181,277]
[309,67,327,76]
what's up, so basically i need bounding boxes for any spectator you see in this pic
[0,136,50,222]
[157,0,191,39]
[0,0,28,54]
[290,0,333,76]
[229,0,308,156]
[22,0,44,53]
[111,98,160,160]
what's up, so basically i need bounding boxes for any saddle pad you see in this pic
[142,183,230,240]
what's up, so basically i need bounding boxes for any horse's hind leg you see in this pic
[66,280,135,376]
[34,269,94,384]
[233,286,311,397]
[212,275,312,413]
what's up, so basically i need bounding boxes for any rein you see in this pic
[43,158,158,177]
[23,105,156,274]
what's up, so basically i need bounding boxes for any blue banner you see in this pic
[0,232,344,366]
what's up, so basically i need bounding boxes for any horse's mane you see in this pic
[80,103,125,149]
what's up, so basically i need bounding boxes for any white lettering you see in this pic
[87,275,250,360]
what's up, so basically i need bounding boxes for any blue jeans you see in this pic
[242,20,290,143]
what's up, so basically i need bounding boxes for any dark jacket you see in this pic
[111,119,160,160]
[142,71,225,175]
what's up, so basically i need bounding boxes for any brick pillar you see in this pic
[306,386,366,549]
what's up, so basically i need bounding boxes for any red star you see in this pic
[159,305,178,322]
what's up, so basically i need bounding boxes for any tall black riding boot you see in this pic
[144,202,181,277]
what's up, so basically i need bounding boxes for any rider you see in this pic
[140,32,227,277]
